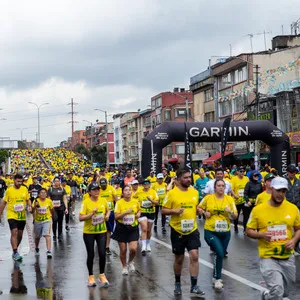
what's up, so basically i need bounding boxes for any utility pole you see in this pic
[185,98,189,121]
[68,98,78,150]
[254,64,260,170]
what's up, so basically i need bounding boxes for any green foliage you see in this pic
[91,145,106,164]
[18,141,27,149]
[74,144,90,159]
[0,149,9,164]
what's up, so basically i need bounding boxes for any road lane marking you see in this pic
[152,237,291,300]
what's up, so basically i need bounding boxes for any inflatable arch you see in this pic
[141,121,290,177]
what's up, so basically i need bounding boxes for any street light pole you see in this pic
[28,102,49,147]
[94,109,110,167]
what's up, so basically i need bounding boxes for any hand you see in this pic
[234,195,239,200]
[147,196,152,201]
[174,208,184,215]
[224,205,232,213]
[247,201,252,207]
[197,207,204,215]
[65,209,68,215]
[28,206,32,213]
[136,212,141,219]
[92,207,98,215]
[284,239,296,251]
[125,208,134,215]
[205,211,212,218]
[261,231,273,242]
[105,214,110,221]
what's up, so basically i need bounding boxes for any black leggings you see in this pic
[83,233,106,275]
[65,202,72,225]
[154,205,166,227]
[243,205,254,230]
[53,209,64,236]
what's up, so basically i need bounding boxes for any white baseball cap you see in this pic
[271,177,289,190]
[131,180,139,185]
[157,173,164,179]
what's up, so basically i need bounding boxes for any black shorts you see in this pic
[139,213,155,222]
[8,219,26,231]
[111,222,139,243]
[170,227,201,255]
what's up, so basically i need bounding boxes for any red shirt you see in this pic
[124,177,135,185]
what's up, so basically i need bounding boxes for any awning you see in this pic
[202,151,233,165]
[235,152,254,160]
[168,157,179,163]
[260,153,270,160]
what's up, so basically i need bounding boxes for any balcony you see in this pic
[129,154,139,160]
[128,141,137,147]
[143,121,151,127]
[128,127,137,132]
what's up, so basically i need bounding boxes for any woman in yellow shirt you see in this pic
[199,179,237,291]
[79,182,110,288]
[112,185,140,275]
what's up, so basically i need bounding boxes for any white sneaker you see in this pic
[128,262,135,273]
[214,279,223,290]
[72,211,75,216]
[146,244,151,252]
[122,267,128,275]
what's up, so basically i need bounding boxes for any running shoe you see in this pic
[98,274,109,287]
[106,248,112,255]
[13,252,23,262]
[72,211,75,216]
[87,275,96,287]
[174,283,182,296]
[35,248,40,256]
[162,227,167,234]
[65,226,70,231]
[146,244,151,252]
[234,226,238,234]
[214,279,223,290]
[190,285,205,298]
[58,235,63,242]
[53,235,57,242]
[153,225,157,233]
[261,290,269,300]
[141,247,146,256]
[128,262,135,273]
[47,251,52,259]
[122,267,128,275]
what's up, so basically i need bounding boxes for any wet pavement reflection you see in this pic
[0,205,299,299]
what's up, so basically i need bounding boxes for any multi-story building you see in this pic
[84,123,104,149]
[150,88,193,165]
[113,114,123,165]
[72,130,86,147]
[96,122,115,165]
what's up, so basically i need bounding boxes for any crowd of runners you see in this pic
[0,149,300,299]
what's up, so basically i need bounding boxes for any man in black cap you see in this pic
[285,164,300,209]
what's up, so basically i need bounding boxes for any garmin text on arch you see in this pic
[189,126,249,138]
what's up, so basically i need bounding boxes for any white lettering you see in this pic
[189,126,249,138]
[211,127,220,137]
[200,127,209,137]
[281,150,287,175]
[239,127,249,136]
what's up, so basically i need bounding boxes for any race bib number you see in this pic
[14,204,24,212]
[37,207,47,215]
[157,188,165,195]
[32,192,38,198]
[123,214,135,225]
[142,200,152,208]
[267,225,287,242]
[181,219,194,233]
[92,213,104,226]
[238,190,244,197]
[215,220,228,232]
[52,200,61,208]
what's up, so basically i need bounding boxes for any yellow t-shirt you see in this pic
[115,187,122,200]
[199,194,237,232]
[4,186,30,221]
[152,182,167,206]
[138,189,158,214]
[169,171,176,178]
[163,186,198,235]
[290,178,295,185]
[80,195,109,234]
[33,198,53,223]
[255,191,271,206]
[231,176,249,205]
[247,200,300,259]
[99,185,116,210]
[261,171,268,180]
[63,185,72,201]
[147,176,157,184]
[114,198,140,227]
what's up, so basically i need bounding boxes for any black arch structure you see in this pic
[141,121,290,177]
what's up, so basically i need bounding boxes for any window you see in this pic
[81,138,85,143]
[218,73,232,89]
[175,108,191,118]
[166,145,173,155]
[204,89,211,102]
[116,152,119,159]
[176,144,185,154]
[233,95,246,113]
[156,114,161,124]
[233,66,247,84]
[115,140,119,147]
[151,100,155,109]
[164,109,171,120]
[204,112,214,122]
[156,97,162,107]
[219,101,232,117]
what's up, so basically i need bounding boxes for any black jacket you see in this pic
[244,175,263,203]
[285,177,300,208]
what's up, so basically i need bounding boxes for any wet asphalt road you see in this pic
[0,203,300,300]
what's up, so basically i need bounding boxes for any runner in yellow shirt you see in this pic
[31,188,54,258]
[152,173,167,234]
[0,173,31,261]
[199,179,237,290]
[80,182,110,287]
[255,173,275,206]
[162,169,205,297]
[247,177,300,300]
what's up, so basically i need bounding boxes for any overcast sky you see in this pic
[0,0,299,147]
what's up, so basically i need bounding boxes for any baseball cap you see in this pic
[271,177,289,190]
[88,182,100,191]
[264,173,275,181]
[287,164,297,173]
[131,180,139,185]
[157,173,164,179]
[99,178,107,185]
[238,166,245,172]
[143,179,151,185]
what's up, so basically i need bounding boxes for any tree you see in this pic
[18,141,27,149]
[0,149,9,164]
[74,144,90,159]
[91,145,106,164]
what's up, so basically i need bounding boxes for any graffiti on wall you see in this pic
[218,56,300,103]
